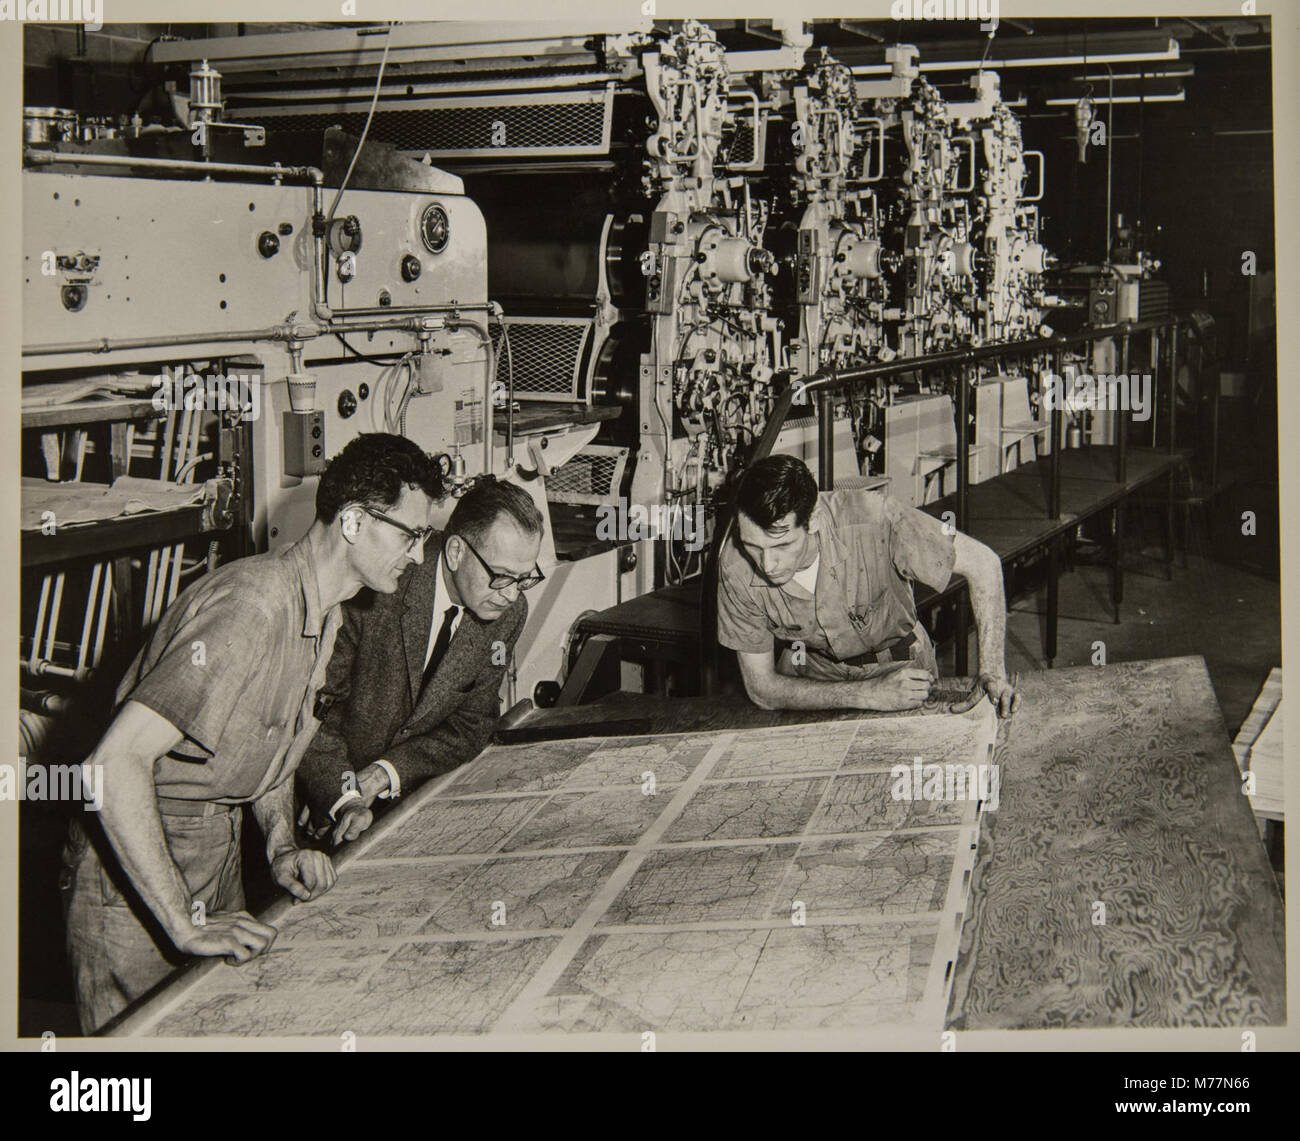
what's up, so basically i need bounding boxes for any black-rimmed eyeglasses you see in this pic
[363,507,434,553]
[456,533,545,592]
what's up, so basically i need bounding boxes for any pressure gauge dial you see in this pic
[419,204,449,254]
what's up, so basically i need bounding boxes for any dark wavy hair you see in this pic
[315,433,444,523]
[447,475,544,545]
[735,454,819,530]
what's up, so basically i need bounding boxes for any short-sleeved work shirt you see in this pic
[116,538,342,804]
[717,489,956,671]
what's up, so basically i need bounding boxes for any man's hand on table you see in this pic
[173,909,279,965]
[949,672,1021,718]
[330,802,373,847]
[328,761,391,845]
[861,667,935,711]
[271,847,337,901]
[299,761,392,846]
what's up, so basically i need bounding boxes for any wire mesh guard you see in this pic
[723,119,756,168]
[244,89,613,157]
[493,318,592,401]
[544,445,628,507]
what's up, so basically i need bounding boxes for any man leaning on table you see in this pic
[717,454,1020,717]
[296,475,545,847]
[61,432,444,1033]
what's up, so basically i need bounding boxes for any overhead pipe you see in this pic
[23,147,323,185]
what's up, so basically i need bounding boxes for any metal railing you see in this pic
[752,315,1183,525]
[701,314,1187,691]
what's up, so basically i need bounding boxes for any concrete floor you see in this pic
[1001,550,1279,738]
[939,493,1281,739]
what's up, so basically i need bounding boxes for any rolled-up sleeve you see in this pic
[125,598,272,757]
[885,497,957,594]
[716,555,774,654]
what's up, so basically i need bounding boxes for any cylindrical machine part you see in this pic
[591,322,645,410]
[844,239,882,279]
[464,174,645,310]
[18,709,54,759]
[710,237,758,283]
[189,60,224,124]
[24,107,78,144]
[953,242,976,277]
[1019,242,1047,275]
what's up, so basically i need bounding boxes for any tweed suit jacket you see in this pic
[297,532,527,827]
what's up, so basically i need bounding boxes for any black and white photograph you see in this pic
[3,0,1294,1089]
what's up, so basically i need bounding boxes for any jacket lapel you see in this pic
[400,533,445,705]
[416,611,492,713]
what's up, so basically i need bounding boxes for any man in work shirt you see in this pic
[61,432,444,1033]
[717,454,1019,717]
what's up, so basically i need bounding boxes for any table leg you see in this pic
[1165,468,1176,579]
[1112,502,1124,623]
[1046,539,1059,668]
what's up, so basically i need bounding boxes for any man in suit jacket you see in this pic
[297,476,545,845]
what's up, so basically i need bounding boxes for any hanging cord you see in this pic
[325,23,395,229]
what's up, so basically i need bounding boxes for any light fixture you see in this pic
[1069,66,1194,81]
[848,33,1181,74]
[1045,92,1186,105]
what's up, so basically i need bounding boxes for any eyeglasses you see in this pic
[455,533,545,592]
[362,507,434,553]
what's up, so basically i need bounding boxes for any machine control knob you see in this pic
[400,254,423,282]
[534,680,561,708]
[337,390,358,419]
[257,231,280,258]
[311,424,322,439]
[358,383,370,400]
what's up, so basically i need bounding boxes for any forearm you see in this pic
[385,685,502,786]
[298,722,357,825]
[746,670,882,712]
[965,551,1008,677]
[94,755,194,941]
[250,779,298,863]
[385,720,490,786]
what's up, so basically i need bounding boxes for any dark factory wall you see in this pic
[1022,42,1275,369]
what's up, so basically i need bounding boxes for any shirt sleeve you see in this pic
[716,552,775,655]
[885,497,957,594]
[124,594,273,757]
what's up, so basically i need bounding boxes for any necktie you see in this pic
[422,605,459,692]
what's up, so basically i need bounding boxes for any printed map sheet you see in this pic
[119,703,998,1039]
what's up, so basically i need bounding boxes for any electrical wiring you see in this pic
[334,332,404,366]
[373,353,417,435]
[326,23,395,229]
